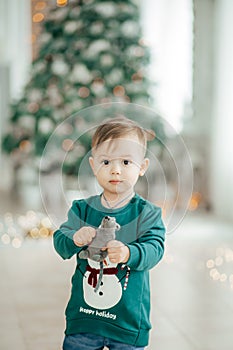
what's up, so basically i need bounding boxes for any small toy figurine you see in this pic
[79,216,120,262]
[79,216,120,292]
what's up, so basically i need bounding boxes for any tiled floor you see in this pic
[1,204,233,349]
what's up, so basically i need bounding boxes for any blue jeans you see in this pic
[63,333,144,350]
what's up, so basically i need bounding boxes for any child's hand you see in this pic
[73,227,96,247]
[105,240,130,264]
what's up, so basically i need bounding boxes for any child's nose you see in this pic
[110,160,121,174]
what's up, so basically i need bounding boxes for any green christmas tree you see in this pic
[3,0,163,175]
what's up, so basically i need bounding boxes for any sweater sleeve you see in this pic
[126,205,165,271]
[53,201,83,260]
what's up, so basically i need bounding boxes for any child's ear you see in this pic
[89,156,96,175]
[139,158,150,176]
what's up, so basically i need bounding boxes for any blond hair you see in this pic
[92,116,155,150]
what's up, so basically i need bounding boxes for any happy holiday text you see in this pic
[79,306,117,320]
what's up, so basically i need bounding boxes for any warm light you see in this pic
[31,34,36,44]
[1,211,54,246]
[12,237,22,249]
[35,1,46,11]
[206,259,215,268]
[188,192,202,211]
[78,87,90,98]
[33,13,45,23]
[19,140,31,152]
[220,274,227,282]
[1,234,10,245]
[28,102,39,113]
[206,248,233,289]
[57,0,68,6]
[132,72,143,82]
[138,38,149,46]
[30,228,40,239]
[113,85,125,97]
[93,78,104,85]
[211,269,220,281]
[39,227,49,238]
[62,139,74,152]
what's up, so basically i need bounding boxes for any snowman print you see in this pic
[83,257,122,309]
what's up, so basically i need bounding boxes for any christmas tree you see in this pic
[3,0,162,175]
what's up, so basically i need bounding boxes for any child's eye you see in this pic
[103,160,110,165]
[122,159,131,166]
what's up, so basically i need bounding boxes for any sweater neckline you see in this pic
[93,193,139,213]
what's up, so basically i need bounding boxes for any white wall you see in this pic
[141,0,193,131]
[192,0,214,137]
[0,0,31,100]
[210,0,233,221]
[0,0,31,190]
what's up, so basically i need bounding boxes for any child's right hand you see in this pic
[73,227,96,247]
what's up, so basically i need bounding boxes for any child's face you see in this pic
[89,133,149,196]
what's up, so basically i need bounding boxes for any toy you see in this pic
[79,215,120,293]
[79,216,120,262]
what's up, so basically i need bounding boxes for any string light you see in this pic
[138,38,149,47]
[35,1,46,10]
[206,246,233,290]
[33,13,45,23]
[12,237,22,249]
[19,140,31,152]
[31,34,36,44]
[0,210,54,248]
[78,87,90,98]
[62,138,74,152]
[113,85,125,97]
[57,0,68,7]
[188,192,202,211]
[1,233,11,245]
[31,1,49,60]
[132,72,143,82]
[206,259,215,268]
[28,102,39,113]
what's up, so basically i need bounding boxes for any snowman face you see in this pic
[83,258,122,310]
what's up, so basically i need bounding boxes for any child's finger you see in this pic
[101,247,107,251]
[106,240,124,248]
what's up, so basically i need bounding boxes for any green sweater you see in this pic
[53,194,165,347]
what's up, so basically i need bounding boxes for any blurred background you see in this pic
[0,0,233,349]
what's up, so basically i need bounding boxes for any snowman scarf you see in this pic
[86,262,131,293]
[86,263,118,291]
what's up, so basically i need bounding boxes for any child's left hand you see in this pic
[104,240,130,264]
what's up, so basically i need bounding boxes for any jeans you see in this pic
[63,333,144,350]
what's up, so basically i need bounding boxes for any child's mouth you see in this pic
[109,180,122,185]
